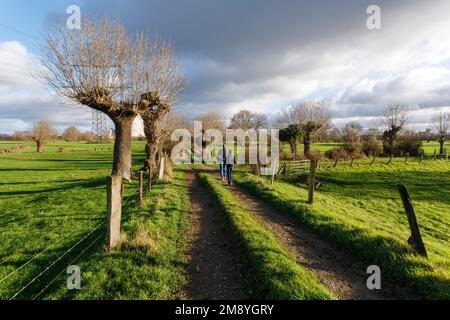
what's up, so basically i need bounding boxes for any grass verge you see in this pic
[234,167,449,300]
[198,171,335,300]
[59,167,190,300]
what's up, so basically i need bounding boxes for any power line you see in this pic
[0,23,37,40]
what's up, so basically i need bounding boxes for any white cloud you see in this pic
[0,41,39,87]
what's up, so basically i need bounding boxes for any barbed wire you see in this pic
[9,222,104,300]
[0,215,104,277]
[3,177,145,299]
[32,232,104,300]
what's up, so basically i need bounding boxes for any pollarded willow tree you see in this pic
[140,41,186,177]
[276,101,330,157]
[296,101,330,157]
[432,112,450,155]
[38,18,173,181]
[381,103,408,156]
[32,119,57,153]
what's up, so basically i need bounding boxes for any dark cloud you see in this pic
[2,0,450,133]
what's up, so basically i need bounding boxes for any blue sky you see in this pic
[1,0,450,134]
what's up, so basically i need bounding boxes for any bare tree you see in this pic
[196,111,226,132]
[38,18,176,180]
[63,126,81,141]
[273,105,299,128]
[32,119,56,153]
[327,127,342,142]
[12,131,31,141]
[432,112,450,155]
[275,101,329,156]
[295,101,330,157]
[160,112,189,144]
[229,110,267,131]
[380,103,408,155]
[79,131,95,142]
[342,121,363,144]
[140,40,186,175]
[251,112,268,130]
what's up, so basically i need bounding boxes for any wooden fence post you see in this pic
[370,153,376,165]
[148,166,152,191]
[387,154,393,165]
[433,149,437,161]
[420,150,424,162]
[158,156,165,181]
[350,158,354,167]
[333,157,339,168]
[106,176,122,250]
[404,152,409,164]
[397,184,428,258]
[308,159,316,204]
[271,159,277,185]
[139,171,143,209]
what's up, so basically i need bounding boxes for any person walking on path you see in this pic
[217,144,226,181]
[225,147,235,186]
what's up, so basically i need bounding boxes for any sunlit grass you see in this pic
[234,157,450,299]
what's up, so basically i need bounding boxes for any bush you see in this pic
[362,136,382,156]
[325,143,363,160]
[394,136,422,156]
[308,150,326,161]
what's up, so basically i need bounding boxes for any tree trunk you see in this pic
[36,139,44,153]
[439,137,445,155]
[146,142,158,172]
[112,116,135,181]
[303,133,311,157]
[289,141,298,160]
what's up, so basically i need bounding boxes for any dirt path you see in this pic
[184,168,248,300]
[220,174,420,300]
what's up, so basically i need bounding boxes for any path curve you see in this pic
[226,179,420,300]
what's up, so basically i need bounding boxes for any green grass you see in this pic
[0,140,146,153]
[234,158,450,299]
[421,141,445,155]
[198,171,335,300]
[280,142,341,158]
[0,141,190,299]
[279,141,446,158]
[46,167,190,300]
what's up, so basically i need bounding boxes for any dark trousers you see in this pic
[226,165,233,186]
[219,164,226,179]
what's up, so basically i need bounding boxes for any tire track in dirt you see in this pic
[218,172,420,300]
[184,168,248,300]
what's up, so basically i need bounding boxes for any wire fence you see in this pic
[1,176,145,300]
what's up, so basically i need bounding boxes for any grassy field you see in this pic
[0,141,190,299]
[279,141,445,158]
[234,157,450,299]
[1,140,448,300]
